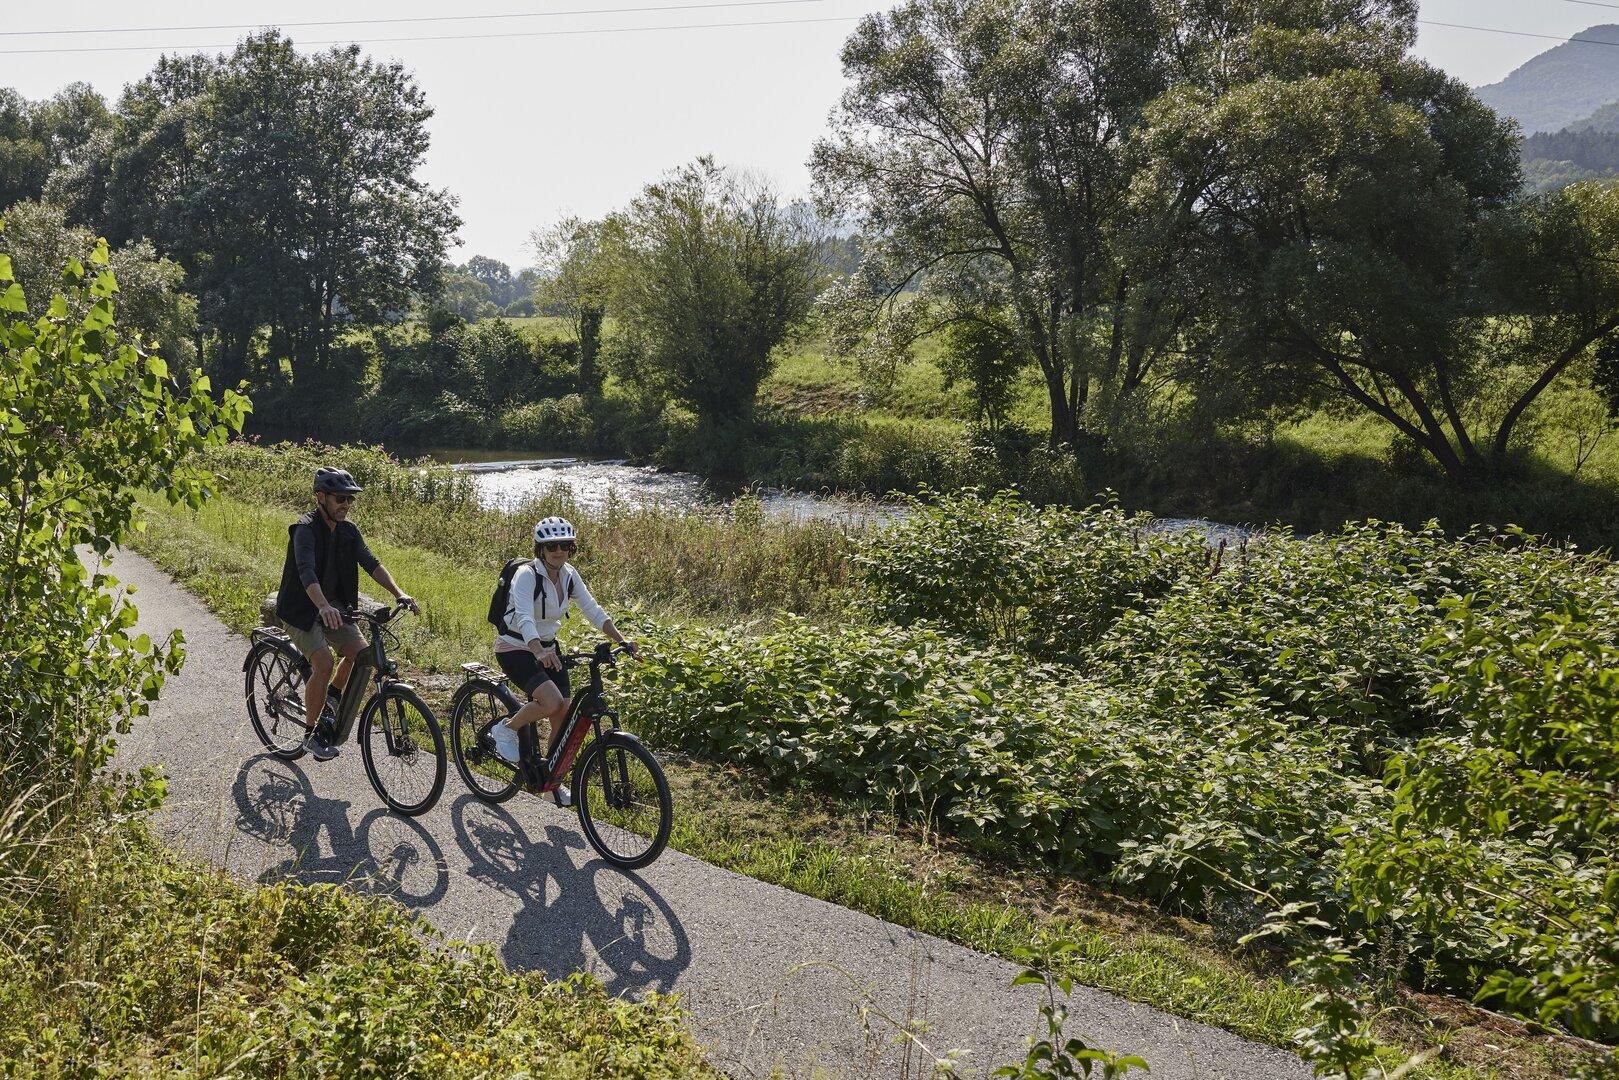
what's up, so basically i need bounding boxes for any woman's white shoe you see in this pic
[491,722,521,764]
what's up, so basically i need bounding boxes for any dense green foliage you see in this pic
[53,30,458,390]
[0,815,712,1077]
[619,491,1619,1043]
[1522,129,1619,192]
[0,83,107,212]
[0,227,243,798]
[855,490,1208,663]
[601,158,823,451]
[0,199,198,369]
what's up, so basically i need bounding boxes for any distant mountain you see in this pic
[1476,25,1619,134]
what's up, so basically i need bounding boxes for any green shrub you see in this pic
[0,815,712,1077]
[855,490,1209,663]
[0,232,245,801]
[1343,597,1619,1041]
[1097,521,1615,749]
[499,393,596,449]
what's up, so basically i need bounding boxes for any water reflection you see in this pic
[425,449,1253,543]
[427,450,903,526]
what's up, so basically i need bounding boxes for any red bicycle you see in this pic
[448,642,672,869]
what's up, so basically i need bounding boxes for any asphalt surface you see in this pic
[104,548,1312,1079]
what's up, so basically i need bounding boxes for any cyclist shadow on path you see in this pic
[448,793,692,998]
[231,753,450,910]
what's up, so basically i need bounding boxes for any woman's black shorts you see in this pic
[496,645,572,699]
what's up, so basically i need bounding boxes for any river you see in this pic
[427,450,906,526]
[426,449,1255,542]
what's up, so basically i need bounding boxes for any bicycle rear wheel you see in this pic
[358,686,446,816]
[449,683,521,803]
[574,733,672,869]
[245,640,309,759]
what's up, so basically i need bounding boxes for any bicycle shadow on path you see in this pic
[232,753,451,909]
[226,754,693,1000]
[448,793,692,997]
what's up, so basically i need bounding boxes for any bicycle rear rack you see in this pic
[460,661,502,682]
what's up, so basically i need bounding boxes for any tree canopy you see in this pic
[54,31,459,392]
[601,158,822,436]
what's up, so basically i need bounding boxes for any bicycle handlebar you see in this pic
[341,598,415,626]
[560,641,637,671]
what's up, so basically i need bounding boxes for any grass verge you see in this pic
[0,793,712,1077]
[124,491,1601,1079]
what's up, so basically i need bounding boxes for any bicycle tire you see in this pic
[245,640,309,760]
[449,682,521,804]
[573,732,672,869]
[358,685,446,816]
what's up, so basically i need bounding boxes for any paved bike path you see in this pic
[104,548,1311,1079]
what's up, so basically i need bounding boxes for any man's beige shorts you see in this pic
[284,618,366,659]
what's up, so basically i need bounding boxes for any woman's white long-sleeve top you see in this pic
[496,560,609,648]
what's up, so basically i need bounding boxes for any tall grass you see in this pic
[207,441,855,621]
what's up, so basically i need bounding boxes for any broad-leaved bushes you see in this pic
[855,490,1209,662]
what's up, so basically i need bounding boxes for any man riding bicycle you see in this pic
[276,467,419,761]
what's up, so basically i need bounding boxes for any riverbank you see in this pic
[126,440,1615,1078]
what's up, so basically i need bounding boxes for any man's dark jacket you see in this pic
[276,508,377,631]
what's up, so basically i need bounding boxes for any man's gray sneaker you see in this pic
[552,783,572,808]
[305,727,340,761]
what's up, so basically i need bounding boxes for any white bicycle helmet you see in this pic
[533,516,578,545]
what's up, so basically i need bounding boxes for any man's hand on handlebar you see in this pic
[395,593,420,616]
[319,604,343,630]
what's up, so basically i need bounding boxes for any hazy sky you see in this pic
[1,0,1610,267]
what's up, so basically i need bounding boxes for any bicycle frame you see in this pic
[249,602,413,745]
[468,642,624,794]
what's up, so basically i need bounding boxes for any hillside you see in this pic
[1476,24,1619,133]
[1570,100,1619,133]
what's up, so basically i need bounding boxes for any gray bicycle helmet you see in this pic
[313,466,363,495]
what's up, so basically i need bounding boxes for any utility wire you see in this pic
[0,13,864,56]
[1417,19,1619,48]
[0,0,833,38]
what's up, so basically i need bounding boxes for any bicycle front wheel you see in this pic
[358,686,446,816]
[245,640,309,760]
[573,733,672,870]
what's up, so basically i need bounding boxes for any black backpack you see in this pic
[487,557,574,636]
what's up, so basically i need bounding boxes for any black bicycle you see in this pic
[244,596,447,816]
[448,642,672,869]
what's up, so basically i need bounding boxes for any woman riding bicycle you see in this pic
[491,516,637,803]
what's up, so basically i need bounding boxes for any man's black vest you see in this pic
[276,508,363,631]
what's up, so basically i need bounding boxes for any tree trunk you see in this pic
[578,305,603,395]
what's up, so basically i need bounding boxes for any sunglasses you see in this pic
[541,540,576,553]
[330,493,358,505]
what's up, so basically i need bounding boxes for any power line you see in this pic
[0,14,864,56]
[1417,19,1619,48]
[1563,0,1619,11]
[0,0,833,39]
